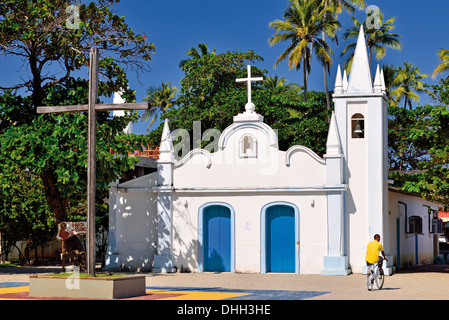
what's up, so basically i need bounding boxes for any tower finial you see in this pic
[373,65,382,93]
[343,69,348,93]
[347,25,373,94]
[159,119,174,162]
[334,65,344,94]
[380,69,386,93]
[326,111,342,156]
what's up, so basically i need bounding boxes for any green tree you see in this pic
[263,75,302,93]
[432,49,449,80]
[381,64,398,102]
[141,82,178,132]
[268,0,340,103]
[148,50,331,158]
[179,43,216,70]
[0,0,155,254]
[0,0,155,110]
[341,11,401,70]
[155,50,264,145]
[0,82,141,256]
[0,172,56,263]
[388,77,449,210]
[390,62,431,109]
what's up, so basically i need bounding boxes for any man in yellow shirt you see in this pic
[366,234,388,275]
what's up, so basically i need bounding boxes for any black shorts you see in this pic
[366,256,383,266]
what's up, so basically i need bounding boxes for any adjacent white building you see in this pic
[105,27,442,275]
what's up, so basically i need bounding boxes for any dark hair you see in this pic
[374,234,380,239]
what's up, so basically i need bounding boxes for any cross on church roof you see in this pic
[236,65,263,113]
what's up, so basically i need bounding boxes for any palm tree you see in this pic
[269,0,340,103]
[341,11,401,71]
[390,62,430,109]
[321,0,366,109]
[179,43,216,70]
[141,82,178,132]
[432,49,449,79]
[264,75,302,93]
[331,0,366,13]
[381,64,399,105]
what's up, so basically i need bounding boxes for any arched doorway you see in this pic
[199,203,234,272]
[261,203,299,273]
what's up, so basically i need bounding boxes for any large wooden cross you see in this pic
[37,47,148,275]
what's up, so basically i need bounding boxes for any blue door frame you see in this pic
[261,202,299,274]
[198,203,235,273]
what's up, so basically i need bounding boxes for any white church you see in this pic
[105,27,442,275]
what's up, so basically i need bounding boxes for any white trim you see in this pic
[117,172,157,188]
[285,145,326,166]
[218,121,278,150]
[239,133,258,158]
[172,185,347,193]
[174,148,212,168]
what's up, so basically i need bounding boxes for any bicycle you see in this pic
[365,261,384,291]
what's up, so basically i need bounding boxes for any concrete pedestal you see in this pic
[321,256,351,275]
[29,274,146,299]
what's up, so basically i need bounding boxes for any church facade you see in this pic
[105,27,441,275]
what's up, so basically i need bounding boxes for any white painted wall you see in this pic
[388,190,439,268]
[170,116,330,274]
[108,174,158,272]
[174,128,326,190]
[346,102,369,273]
[171,193,328,274]
[114,192,158,271]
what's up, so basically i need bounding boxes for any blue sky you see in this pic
[2,0,448,134]
[113,0,449,134]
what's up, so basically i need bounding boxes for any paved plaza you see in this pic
[1,264,449,300]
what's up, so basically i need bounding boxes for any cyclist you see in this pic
[366,234,388,276]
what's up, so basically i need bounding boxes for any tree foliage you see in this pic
[389,77,449,209]
[0,0,155,108]
[0,78,141,257]
[0,0,155,257]
[0,172,54,262]
[147,49,331,158]
[141,82,178,132]
[341,11,401,70]
[268,0,340,103]
[389,62,431,109]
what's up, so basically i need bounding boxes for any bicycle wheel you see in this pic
[366,270,374,291]
[375,269,385,289]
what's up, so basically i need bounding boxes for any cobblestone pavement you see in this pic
[1,264,449,300]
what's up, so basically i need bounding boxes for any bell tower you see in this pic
[332,26,389,273]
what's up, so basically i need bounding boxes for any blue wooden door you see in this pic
[266,205,295,272]
[203,205,231,272]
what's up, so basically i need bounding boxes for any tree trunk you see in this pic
[40,168,84,254]
[40,168,68,224]
[29,52,43,110]
[303,56,308,103]
[323,65,331,111]
[322,30,331,111]
[368,47,372,69]
[34,244,39,262]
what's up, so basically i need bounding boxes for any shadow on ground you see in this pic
[396,264,449,274]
